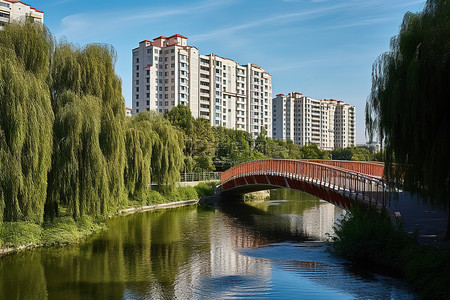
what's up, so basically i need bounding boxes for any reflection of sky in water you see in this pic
[240,243,416,300]
[0,189,417,299]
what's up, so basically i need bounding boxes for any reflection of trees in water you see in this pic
[0,252,48,299]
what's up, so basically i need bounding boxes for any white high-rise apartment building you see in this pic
[0,0,43,29]
[272,92,355,150]
[132,34,272,138]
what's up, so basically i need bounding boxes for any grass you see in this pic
[0,222,42,248]
[330,204,450,299]
[0,215,105,249]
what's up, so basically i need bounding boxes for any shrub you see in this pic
[146,190,166,204]
[194,182,217,197]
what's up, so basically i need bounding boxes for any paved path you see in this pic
[391,191,448,243]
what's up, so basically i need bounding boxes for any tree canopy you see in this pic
[365,0,450,235]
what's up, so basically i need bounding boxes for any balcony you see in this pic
[200,96,210,103]
[200,77,210,83]
[200,61,210,67]
[200,106,210,112]
[0,16,9,23]
[200,91,210,98]
[200,69,210,76]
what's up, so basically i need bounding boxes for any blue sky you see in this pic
[27,0,425,143]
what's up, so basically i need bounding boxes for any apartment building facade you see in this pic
[0,0,43,29]
[132,34,272,138]
[272,92,355,150]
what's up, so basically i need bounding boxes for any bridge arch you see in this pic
[219,159,389,211]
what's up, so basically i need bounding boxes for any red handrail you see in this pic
[305,160,384,178]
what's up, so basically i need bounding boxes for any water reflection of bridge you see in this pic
[219,159,389,211]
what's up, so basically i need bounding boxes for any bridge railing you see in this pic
[221,159,390,208]
[305,160,384,178]
[180,172,221,182]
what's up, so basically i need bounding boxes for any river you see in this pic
[0,189,417,299]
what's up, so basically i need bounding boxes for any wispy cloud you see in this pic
[49,0,74,6]
[314,17,393,31]
[56,0,233,39]
[191,2,354,41]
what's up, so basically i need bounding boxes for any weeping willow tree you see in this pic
[135,112,184,185]
[49,42,127,217]
[0,22,54,223]
[124,117,156,201]
[366,0,450,238]
[47,92,108,219]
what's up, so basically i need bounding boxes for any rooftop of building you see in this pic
[3,0,43,13]
[136,34,271,74]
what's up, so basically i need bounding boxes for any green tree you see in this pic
[51,42,127,210]
[47,92,108,219]
[0,22,54,223]
[124,117,155,201]
[191,118,215,172]
[365,0,450,237]
[165,105,215,172]
[139,111,184,185]
[47,42,127,218]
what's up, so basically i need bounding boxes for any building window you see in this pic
[136,102,139,107]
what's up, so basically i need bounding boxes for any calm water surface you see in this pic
[0,189,417,299]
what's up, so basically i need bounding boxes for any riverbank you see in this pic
[0,182,217,257]
[330,204,450,299]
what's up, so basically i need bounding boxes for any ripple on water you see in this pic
[194,275,272,299]
[238,242,418,300]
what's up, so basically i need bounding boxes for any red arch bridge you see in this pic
[219,159,390,211]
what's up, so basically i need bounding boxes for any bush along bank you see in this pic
[0,183,217,255]
[330,204,450,299]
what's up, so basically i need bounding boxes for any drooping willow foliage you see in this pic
[366,0,450,208]
[47,92,109,219]
[0,22,54,223]
[135,112,184,185]
[50,42,127,214]
[124,117,155,200]
[0,22,186,223]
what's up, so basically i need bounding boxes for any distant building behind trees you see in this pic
[272,92,356,150]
